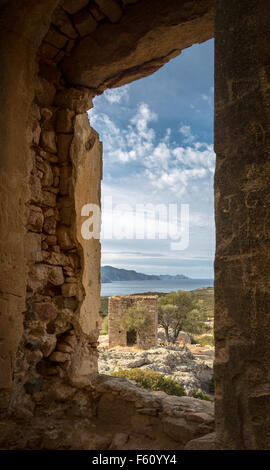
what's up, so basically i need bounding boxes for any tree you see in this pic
[120,305,152,333]
[158,290,206,343]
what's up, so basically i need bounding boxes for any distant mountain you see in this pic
[158,274,189,280]
[101,266,189,283]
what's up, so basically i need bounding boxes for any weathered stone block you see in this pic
[29,175,43,204]
[73,7,97,37]
[57,225,75,249]
[51,7,78,39]
[89,3,105,21]
[47,251,70,266]
[162,417,196,443]
[36,78,56,107]
[32,121,41,145]
[46,235,57,245]
[109,433,129,450]
[40,130,57,153]
[42,335,57,357]
[97,392,135,425]
[131,414,158,439]
[43,216,56,235]
[41,162,54,187]
[56,109,75,133]
[24,376,43,395]
[95,0,122,23]
[61,283,77,297]
[25,232,43,263]
[39,42,59,60]
[42,191,57,207]
[184,432,216,450]
[57,342,73,353]
[43,26,68,49]
[50,351,71,362]
[61,0,89,15]
[63,333,77,348]
[32,301,58,322]
[48,266,65,286]
[27,205,44,232]
[25,338,43,351]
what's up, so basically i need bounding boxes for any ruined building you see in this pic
[0,0,269,450]
[108,296,158,349]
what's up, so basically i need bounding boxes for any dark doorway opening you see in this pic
[127,330,137,346]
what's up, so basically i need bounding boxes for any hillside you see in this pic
[101,265,189,283]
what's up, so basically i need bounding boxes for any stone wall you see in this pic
[9,68,103,414]
[108,296,158,349]
[0,373,214,449]
[214,0,270,450]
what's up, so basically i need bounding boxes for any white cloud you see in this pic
[89,102,215,199]
[172,143,215,171]
[89,102,157,163]
[103,86,129,104]
[201,93,211,105]
[179,125,195,144]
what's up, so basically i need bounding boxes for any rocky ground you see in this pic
[98,331,214,397]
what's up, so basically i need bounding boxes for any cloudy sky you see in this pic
[88,39,215,279]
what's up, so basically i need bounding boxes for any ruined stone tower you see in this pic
[108,295,158,349]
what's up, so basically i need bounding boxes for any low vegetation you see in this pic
[192,287,214,318]
[195,388,213,401]
[196,335,214,346]
[100,316,108,335]
[111,368,186,397]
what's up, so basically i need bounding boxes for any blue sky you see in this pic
[88,39,215,279]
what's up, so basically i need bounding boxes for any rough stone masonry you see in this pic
[0,0,269,450]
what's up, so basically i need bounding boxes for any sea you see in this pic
[101,278,214,297]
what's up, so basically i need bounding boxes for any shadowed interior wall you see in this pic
[214,0,270,450]
[0,0,58,410]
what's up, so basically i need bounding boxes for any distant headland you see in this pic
[101,265,190,283]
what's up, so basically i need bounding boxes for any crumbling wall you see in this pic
[108,295,158,349]
[11,69,102,414]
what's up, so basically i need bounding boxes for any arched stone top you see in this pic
[38,0,214,92]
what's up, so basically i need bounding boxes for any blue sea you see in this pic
[101,279,213,296]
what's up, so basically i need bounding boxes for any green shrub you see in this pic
[190,335,198,344]
[99,297,108,317]
[120,306,152,333]
[111,368,186,397]
[100,316,108,335]
[196,335,214,346]
[194,388,213,401]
